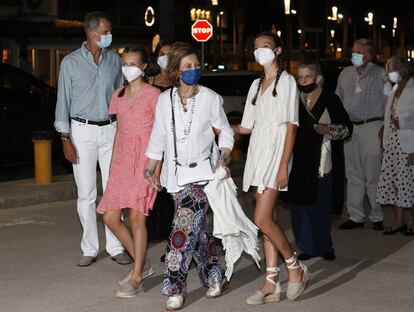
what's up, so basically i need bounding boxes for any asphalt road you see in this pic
[1,196,414,312]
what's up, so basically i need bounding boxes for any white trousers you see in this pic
[344,120,383,223]
[71,120,123,257]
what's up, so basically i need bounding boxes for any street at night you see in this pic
[1,0,414,311]
[1,176,414,312]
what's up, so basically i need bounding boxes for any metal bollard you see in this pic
[32,131,52,184]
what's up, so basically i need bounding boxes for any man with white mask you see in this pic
[336,38,387,231]
[54,11,129,266]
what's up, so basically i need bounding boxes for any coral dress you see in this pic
[97,84,160,215]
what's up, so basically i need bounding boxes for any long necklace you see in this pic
[178,86,199,112]
[173,89,196,143]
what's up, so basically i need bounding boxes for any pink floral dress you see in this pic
[97,84,160,215]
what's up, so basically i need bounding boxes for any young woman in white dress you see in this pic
[233,31,310,304]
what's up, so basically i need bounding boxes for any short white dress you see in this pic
[241,71,299,194]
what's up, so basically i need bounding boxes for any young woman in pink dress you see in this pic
[97,45,160,298]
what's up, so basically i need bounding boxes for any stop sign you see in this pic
[191,19,213,42]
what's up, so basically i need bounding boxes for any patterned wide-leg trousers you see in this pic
[162,184,224,297]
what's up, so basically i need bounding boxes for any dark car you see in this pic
[200,70,260,121]
[0,63,57,167]
[200,70,260,154]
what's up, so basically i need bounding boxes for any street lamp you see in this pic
[284,0,290,15]
[284,0,291,71]
[393,17,398,29]
[332,6,338,21]
[368,12,373,25]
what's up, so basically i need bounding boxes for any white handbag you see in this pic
[175,157,214,187]
[170,88,214,187]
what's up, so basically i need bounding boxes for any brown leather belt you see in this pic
[71,116,116,126]
[351,117,383,125]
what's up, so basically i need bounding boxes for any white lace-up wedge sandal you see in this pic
[246,267,282,305]
[285,254,311,300]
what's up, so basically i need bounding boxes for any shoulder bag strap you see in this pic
[170,88,180,166]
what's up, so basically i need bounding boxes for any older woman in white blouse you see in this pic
[144,44,234,311]
[377,56,414,236]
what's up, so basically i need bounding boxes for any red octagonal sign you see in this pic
[191,19,213,42]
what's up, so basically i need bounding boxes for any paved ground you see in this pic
[1,181,414,312]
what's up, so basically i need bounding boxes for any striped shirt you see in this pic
[335,62,387,121]
[54,42,123,133]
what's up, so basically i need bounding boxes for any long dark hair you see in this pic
[118,45,149,97]
[251,31,285,105]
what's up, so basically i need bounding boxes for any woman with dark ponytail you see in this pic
[233,32,310,304]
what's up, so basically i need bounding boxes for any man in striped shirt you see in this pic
[335,39,387,231]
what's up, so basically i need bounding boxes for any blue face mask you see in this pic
[180,69,201,86]
[96,34,112,49]
[351,53,364,67]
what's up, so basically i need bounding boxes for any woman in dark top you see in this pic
[148,40,173,91]
[146,40,175,247]
[284,60,352,261]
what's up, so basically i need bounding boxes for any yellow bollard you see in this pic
[230,133,243,161]
[33,139,52,184]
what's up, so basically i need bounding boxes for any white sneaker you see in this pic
[166,295,184,311]
[206,280,228,299]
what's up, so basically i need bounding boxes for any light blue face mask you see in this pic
[351,53,364,67]
[96,34,112,49]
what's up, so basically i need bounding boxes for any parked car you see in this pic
[200,70,260,122]
[200,70,260,154]
[0,63,58,167]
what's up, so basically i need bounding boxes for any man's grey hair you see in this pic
[84,11,110,33]
[354,38,374,56]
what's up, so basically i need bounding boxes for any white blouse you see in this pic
[383,78,414,154]
[146,86,234,193]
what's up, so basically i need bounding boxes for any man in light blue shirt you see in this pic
[54,11,128,267]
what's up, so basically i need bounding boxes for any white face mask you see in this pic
[254,47,276,66]
[121,66,143,83]
[157,55,169,70]
[388,71,401,84]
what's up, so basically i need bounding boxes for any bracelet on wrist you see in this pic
[61,135,71,141]
[219,153,231,165]
[144,168,154,179]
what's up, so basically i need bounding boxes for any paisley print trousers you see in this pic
[162,184,224,297]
